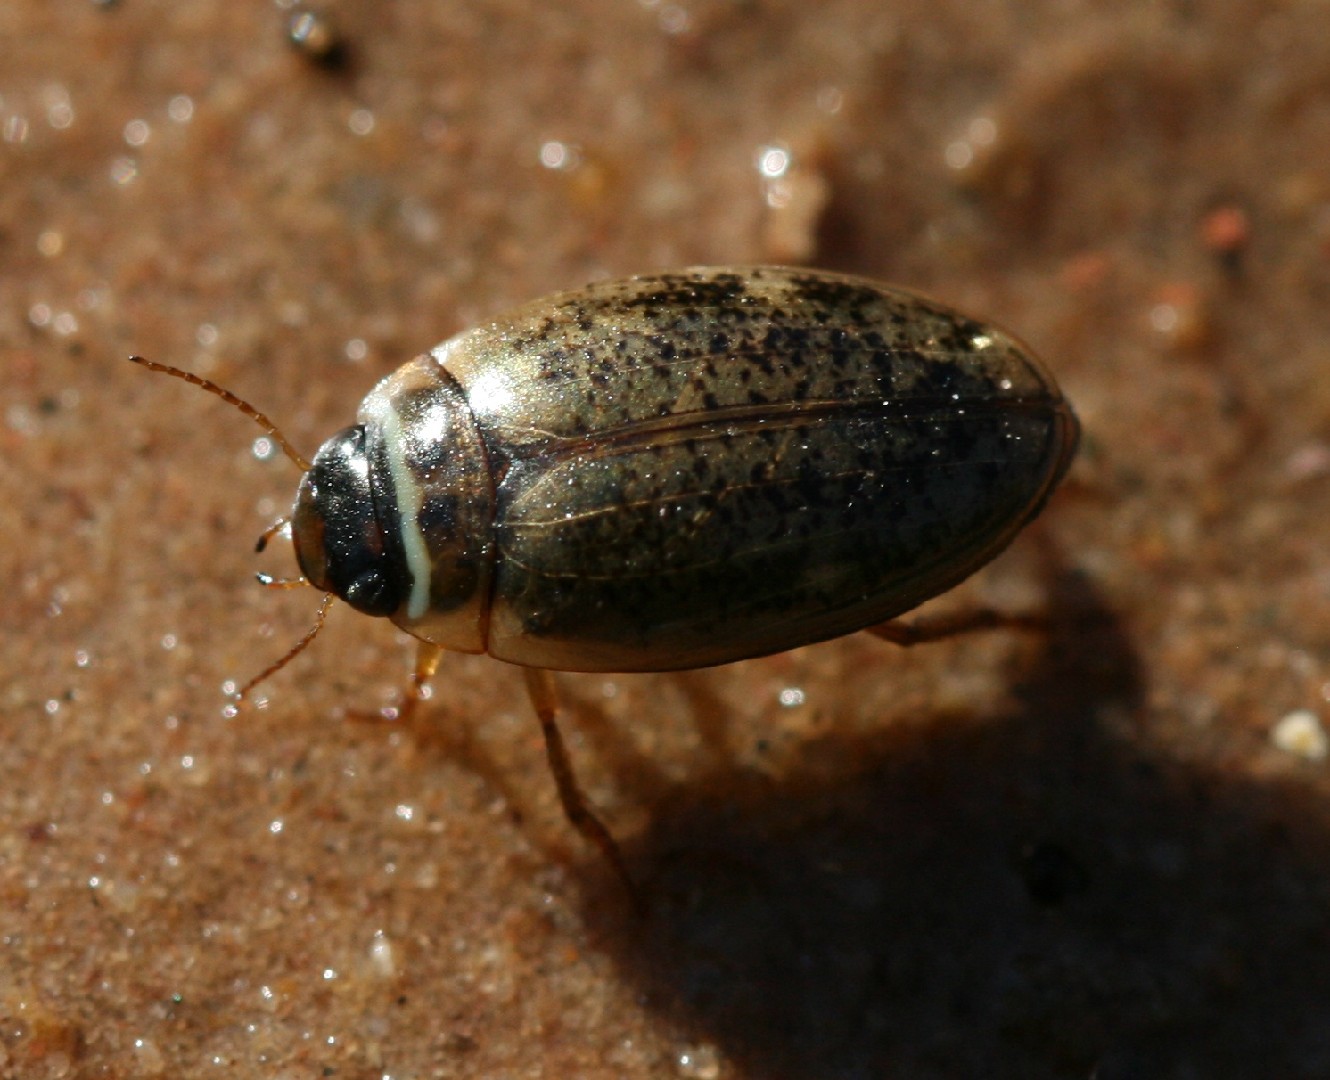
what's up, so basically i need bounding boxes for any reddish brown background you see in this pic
[4,2,1330,1077]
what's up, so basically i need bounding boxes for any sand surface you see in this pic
[4,2,1330,1076]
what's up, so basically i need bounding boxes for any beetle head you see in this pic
[291,425,407,618]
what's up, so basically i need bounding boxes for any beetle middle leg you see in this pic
[394,641,445,725]
[522,667,640,909]
[399,648,638,906]
[866,608,1047,646]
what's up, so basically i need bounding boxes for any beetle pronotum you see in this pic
[131,266,1079,896]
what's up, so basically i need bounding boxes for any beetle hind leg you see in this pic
[866,607,1046,646]
[522,667,641,911]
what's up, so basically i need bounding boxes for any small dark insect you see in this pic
[130,266,1078,898]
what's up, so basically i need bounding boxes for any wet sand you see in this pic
[4,2,1330,1076]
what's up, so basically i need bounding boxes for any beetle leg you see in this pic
[254,515,292,554]
[346,641,445,725]
[395,641,445,725]
[521,667,640,909]
[256,571,308,589]
[866,608,1046,646]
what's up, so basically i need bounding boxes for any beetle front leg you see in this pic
[521,667,640,909]
[866,608,1047,646]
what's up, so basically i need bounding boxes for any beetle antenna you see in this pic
[127,356,312,472]
[234,592,334,700]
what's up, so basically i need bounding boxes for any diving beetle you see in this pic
[131,266,1079,891]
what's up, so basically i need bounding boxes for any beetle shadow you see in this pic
[587,561,1330,1079]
